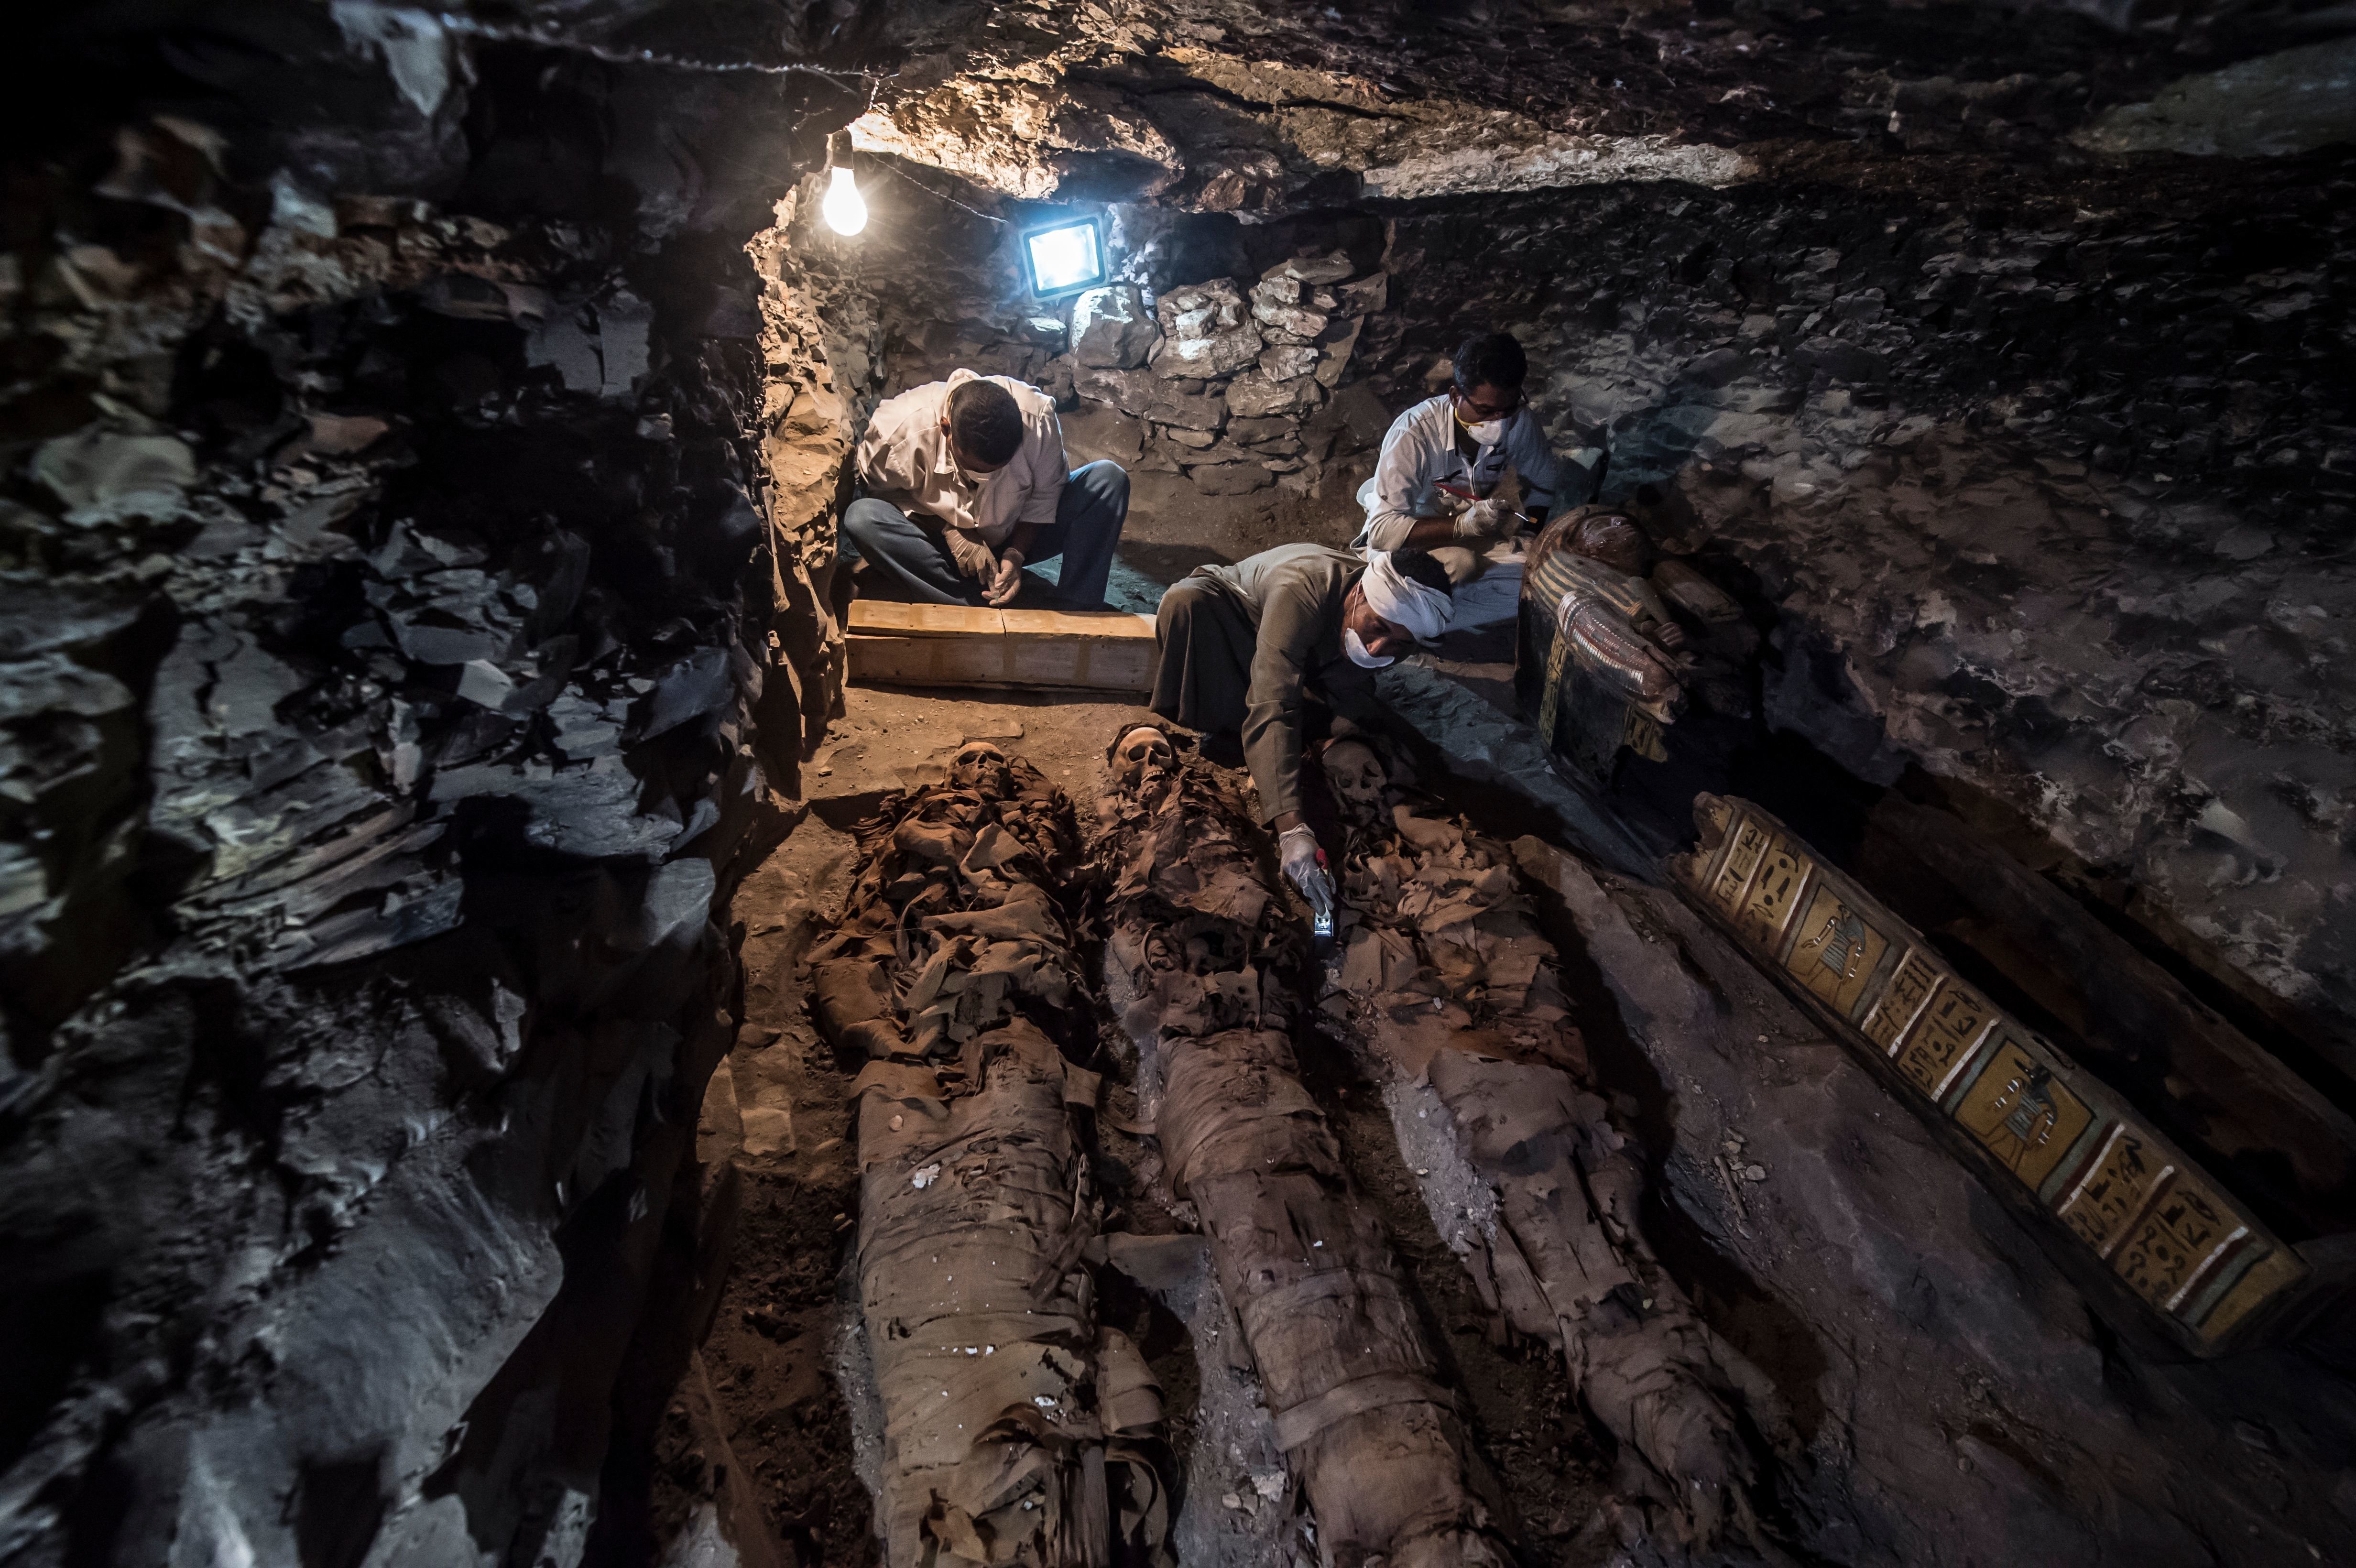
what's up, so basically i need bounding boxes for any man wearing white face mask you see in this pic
[1352,330,1561,630]
[1148,544,1454,918]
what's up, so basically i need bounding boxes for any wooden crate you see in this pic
[845,601,1158,694]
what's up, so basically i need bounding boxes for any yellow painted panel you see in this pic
[1784,883,1892,1019]
[2111,1170,2248,1314]
[1735,834,1812,951]
[1952,1032,2095,1189]
[2054,1124,2174,1257]
[1707,813,1771,915]
[1892,980,1996,1098]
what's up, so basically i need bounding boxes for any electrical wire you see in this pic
[430,12,894,87]
[430,17,1007,230]
[869,155,1009,225]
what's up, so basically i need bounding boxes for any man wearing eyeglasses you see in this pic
[1350,330,1561,631]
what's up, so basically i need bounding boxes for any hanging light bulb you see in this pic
[821,131,866,237]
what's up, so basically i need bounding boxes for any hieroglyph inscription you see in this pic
[1893,980,1994,1099]
[2056,1124,2173,1257]
[1676,797,2308,1351]
[1953,1034,2094,1189]
[1707,817,1770,915]
[1862,947,1942,1052]
[1786,886,1889,1019]
[2113,1171,2247,1314]
[1735,836,1811,950]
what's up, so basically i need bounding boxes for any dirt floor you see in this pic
[694,678,1617,1565]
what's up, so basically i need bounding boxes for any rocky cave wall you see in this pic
[1366,150,2356,1079]
[0,7,881,1564]
[5,0,2355,1564]
[793,115,2356,1088]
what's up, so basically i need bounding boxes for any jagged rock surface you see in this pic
[1368,162,2356,1068]
[0,11,857,1566]
[816,0,2356,1063]
[7,0,2355,1565]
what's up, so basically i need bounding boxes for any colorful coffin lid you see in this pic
[1674,794,2307,1351]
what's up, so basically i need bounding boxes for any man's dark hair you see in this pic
[947,379,1025,465]
[1452,331,1527,396]
[1388,547,1454,599]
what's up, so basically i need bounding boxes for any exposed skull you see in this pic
[1113,725,1174,790]
[949,740,1008,790]
[1321,738,1388,823]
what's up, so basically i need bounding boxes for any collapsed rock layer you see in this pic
[836,0,2356,1110]
[1,12,856,1564]
[1371,158,2356,1073]
[8,0,2354,1562]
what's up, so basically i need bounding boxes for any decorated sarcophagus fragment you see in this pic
[1673,794,2317,1355]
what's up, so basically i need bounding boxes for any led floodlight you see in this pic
[1021,217,1106,297]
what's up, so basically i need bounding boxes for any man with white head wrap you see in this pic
[1148,543,1454,915]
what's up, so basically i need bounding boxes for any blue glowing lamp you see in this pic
[1020,217,1106,298]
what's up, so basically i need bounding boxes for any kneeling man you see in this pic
[846,369,1129,609]
[1353,330,1560,630]
[1150,543,1454,917]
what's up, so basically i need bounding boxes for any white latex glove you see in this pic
[983,547,1025,607]
[1453,498,1512,544]
[1278,824,1333,917]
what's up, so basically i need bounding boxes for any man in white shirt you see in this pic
[846,369,1130,609]
[1351,331,1563,631]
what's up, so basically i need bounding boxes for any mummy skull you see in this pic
[949,740,1008,789]
[1321,738,1387,822]
[1113,725,1174,789]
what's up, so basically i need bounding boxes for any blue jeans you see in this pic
[840,461,1130,609]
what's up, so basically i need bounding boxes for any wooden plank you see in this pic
[999,607,1156,642]
[845,605,1158,694]
[845,601,1157,642]
[845,601,1004,639]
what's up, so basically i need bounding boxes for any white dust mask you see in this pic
[1456,398,1509,446]
[1342,628,1393,669]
